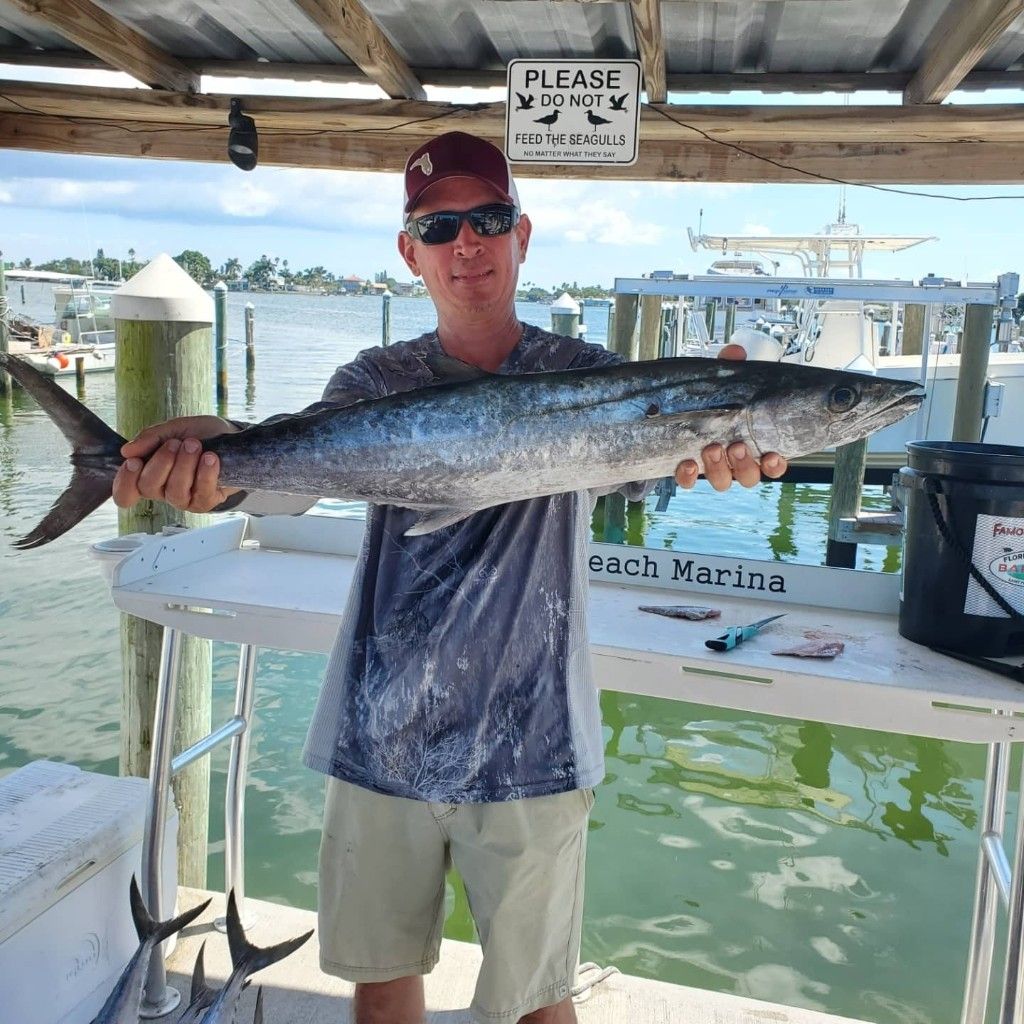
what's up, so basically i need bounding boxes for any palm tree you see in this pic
[223,258,242,281]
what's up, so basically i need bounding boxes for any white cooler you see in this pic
[0,761,178,1024]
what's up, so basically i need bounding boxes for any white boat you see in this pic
[5,275,118,377]
[675,214,1024,463]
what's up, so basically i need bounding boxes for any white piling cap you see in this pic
[551,291,580,314]
[111,253,214,324]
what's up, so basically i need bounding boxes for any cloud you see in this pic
[0,186,12,203]
[741,222,771,235]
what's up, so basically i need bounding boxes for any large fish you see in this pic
[90,877,210,1024]
[0,351,922,548]
[196,891,312,1024]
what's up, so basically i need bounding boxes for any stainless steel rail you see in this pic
[138,629,260,1016]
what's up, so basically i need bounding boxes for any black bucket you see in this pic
[898,442,1024,657]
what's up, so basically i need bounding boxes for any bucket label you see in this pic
[964,514,1024,617]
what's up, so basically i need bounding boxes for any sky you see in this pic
[2,66,1023,290]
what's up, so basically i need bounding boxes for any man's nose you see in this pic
[452,218,484,254]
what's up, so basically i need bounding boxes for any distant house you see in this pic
[340,275,365,294]
[392,281,415,297]
[370,281,389,295]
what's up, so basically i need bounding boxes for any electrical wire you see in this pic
[649,104,1024,202]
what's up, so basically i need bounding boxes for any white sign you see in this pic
[505,59,642,165]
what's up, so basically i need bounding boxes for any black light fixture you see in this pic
[228,98,258,171]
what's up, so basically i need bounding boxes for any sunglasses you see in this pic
[404,203,520,245]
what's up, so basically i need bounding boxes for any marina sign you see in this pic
[505,59,641,165]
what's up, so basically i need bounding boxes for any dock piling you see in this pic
[214,281,228,414]
[638,294,661,361]
[382,290,392,346]
[551,292,580,339]
[0,254,10,398]
[902,303,927,356]
[611,294,638,359]
[245,302,256,375]
[952,303,995,443]
[825,438,868,568]
[111,254,215,896]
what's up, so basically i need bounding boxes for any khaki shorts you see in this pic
[318,776,594,1022]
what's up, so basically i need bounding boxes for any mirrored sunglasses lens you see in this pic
[416,213,460,244]
[468,206,516,236]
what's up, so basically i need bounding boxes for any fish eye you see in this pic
[828,384,859,414]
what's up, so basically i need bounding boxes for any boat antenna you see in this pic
[838,186,847,225]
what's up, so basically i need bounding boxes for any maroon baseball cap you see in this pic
[403,132,520,215]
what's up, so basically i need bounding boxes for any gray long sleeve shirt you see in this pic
[237,325,651,803]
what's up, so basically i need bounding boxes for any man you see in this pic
[113,132,787,1024]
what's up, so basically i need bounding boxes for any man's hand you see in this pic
[674,344,789,491]
[112,415,242,513]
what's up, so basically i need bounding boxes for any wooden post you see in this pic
[244,302,256,375]
[952,303,995,443]
[551,292,580,339]
[825,438,868,569]
[606,303,615,345]
[611,294,638,359]
[112,254,214,889]
[637,294,661,361]
[382,291,392,346]
[704,300,717,338]
[0,253,10,399]
[902,303,927,356]
[214,281,228,415]
[723,302,737,342]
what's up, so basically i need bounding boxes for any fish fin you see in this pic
[226,889,314,977]
[253,986,264,1024]
[0,353,125,549]
[13,464,113,549]
[403,508,478,537]
[129,875,212,946]
[190,941,209,1002]
[0,352,124,454]
[422,353,492,384]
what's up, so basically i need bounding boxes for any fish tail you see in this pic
[253,986,264,1024]
[129,874,212,946]
[0,352,126,548]
[226,890,313,976]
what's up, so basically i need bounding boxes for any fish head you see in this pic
[743,365,924,458]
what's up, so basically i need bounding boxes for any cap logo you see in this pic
[410,153,433,177]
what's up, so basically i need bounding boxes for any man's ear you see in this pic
[398,231,419,276]
[515,213,532,264]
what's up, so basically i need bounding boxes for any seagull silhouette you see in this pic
[533,110,560,126]
[608,93,628,112]
[515,92,535,111]
[587,110,612,126]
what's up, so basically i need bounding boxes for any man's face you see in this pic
[398,176,532,322]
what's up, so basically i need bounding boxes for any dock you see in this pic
[167,888,867,1024]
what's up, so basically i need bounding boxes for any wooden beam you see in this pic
[904,0,1024,105]
[4,81,1024,143]
[5,50,1024,95]
[630,0,666,103]
[4,111,1024,183]
[3,0,198,92]
[290,0,425,100]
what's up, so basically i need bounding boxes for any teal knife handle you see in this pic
[705,628,739,652]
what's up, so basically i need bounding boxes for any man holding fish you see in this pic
[113,133,789,1024]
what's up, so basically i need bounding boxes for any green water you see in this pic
[0,288,997,1023]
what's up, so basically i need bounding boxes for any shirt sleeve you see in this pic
[217,354,386,515]
[566,343,660,503]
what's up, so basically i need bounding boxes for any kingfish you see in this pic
[89,877,210,1024]
[0,351,923,549]
[196,892,312,1024]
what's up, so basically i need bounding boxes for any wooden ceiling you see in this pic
[1,0,1023,182]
